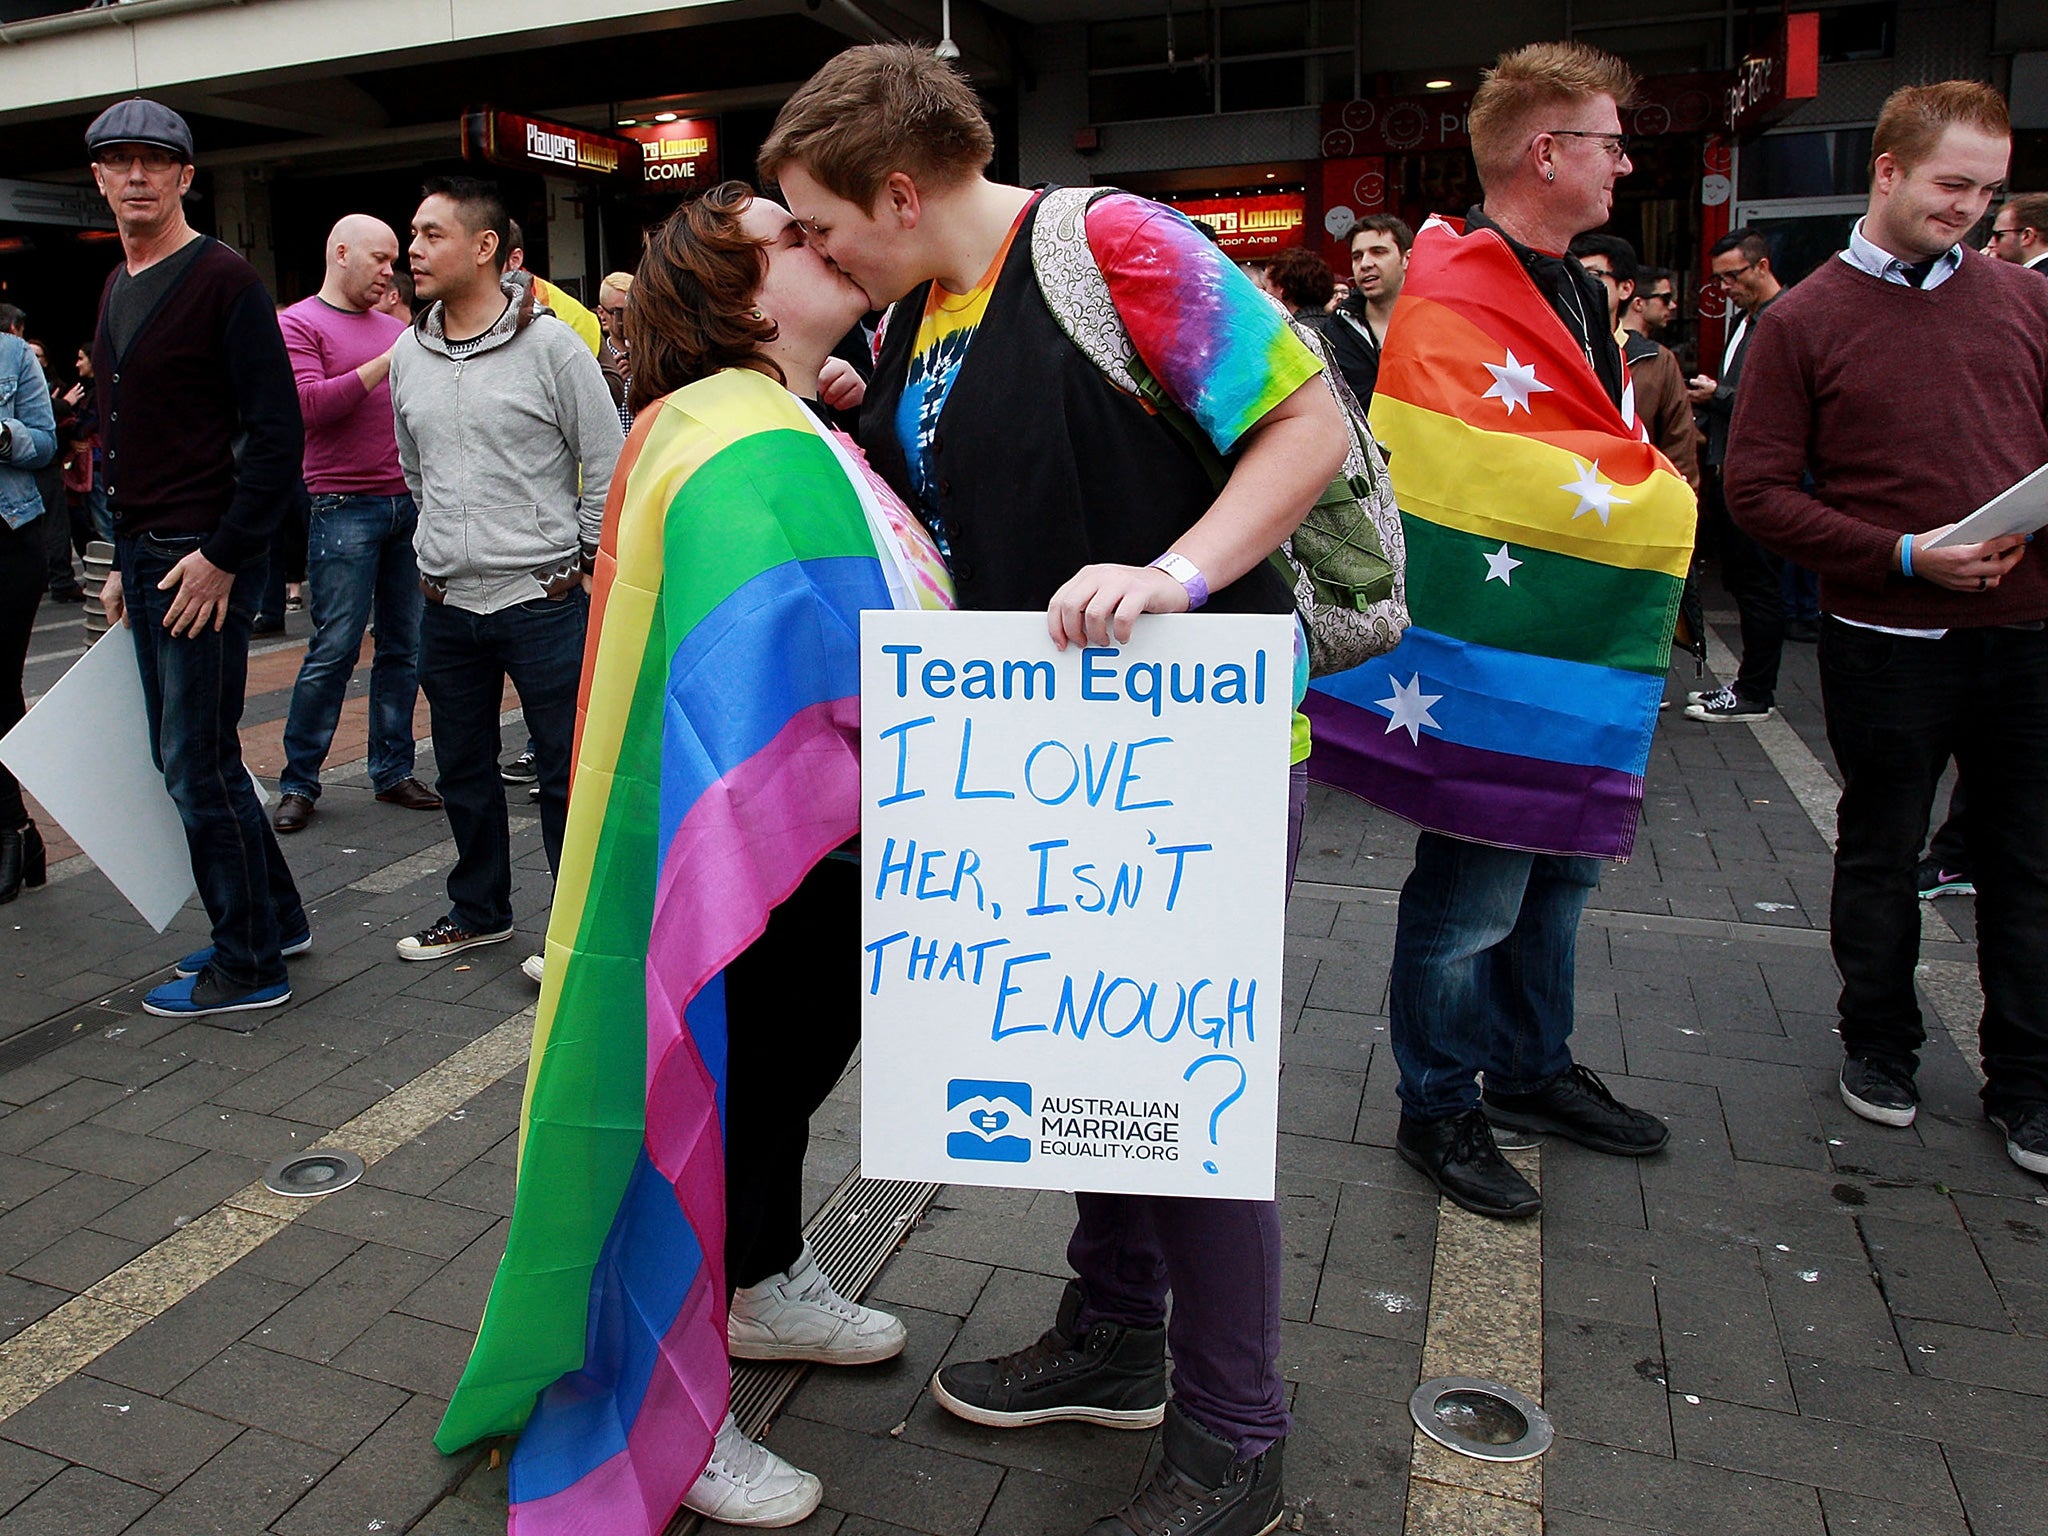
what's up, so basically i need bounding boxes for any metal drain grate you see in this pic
[663,1169,941,1536]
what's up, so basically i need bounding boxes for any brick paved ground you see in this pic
[1,604,2042,1536]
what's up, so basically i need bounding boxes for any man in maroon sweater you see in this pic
[1726,81,2048,1176]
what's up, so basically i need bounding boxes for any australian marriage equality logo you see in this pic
[946,1079,1033,1164]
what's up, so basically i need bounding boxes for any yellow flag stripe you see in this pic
[1372,395,1695,580]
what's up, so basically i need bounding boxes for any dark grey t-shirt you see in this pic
[106,236,208,359]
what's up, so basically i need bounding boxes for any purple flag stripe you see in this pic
[1304,690,1644,860]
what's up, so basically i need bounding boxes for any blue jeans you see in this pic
[117,532,307,990]
[417,590,585,933]
[279,494,424,800]
[1388,830,1601,1121]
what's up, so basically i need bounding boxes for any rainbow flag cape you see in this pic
[433,366,950,1535]
[1307,216,1694,860]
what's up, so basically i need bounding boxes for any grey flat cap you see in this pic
[85,99,194,161]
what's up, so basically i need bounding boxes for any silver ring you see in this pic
[1979,575,1989,590]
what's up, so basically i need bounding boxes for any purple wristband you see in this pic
[1150,552,1210,611]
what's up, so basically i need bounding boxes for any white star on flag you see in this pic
[1560,458,1630,525]
[1481,349,1553,416]
[1483,544,1523,585]
[1377,673,1444,746]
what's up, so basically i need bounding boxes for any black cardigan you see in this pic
[93,237,303,573]
[859,196,1294,618]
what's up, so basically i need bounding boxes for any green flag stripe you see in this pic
[435,595,673,1451]
[1403,515,1683,676]
[659,428,879,639]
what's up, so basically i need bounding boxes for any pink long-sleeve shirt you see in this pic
[278,295,407,495]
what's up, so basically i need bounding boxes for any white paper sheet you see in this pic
[0,626,196,931]
[1923,461,2048,550]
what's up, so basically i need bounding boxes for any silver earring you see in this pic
[750,307,765,319]
[1546,167,1556,182]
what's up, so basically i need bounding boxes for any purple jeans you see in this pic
[1066,762,1308,1458]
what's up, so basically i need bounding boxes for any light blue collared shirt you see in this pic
[1839,218,1964,290]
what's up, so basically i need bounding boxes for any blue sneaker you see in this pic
[173,930,312,979]
[143,971,292,1021]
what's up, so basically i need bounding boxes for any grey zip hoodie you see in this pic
[390,270,624,614]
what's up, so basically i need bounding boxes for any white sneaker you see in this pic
[521,953,545,984]
[728,1243,908,1365]
[680,1413,822,1527]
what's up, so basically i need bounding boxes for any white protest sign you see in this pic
[860,610,1293,1200]
[0,625,195,930]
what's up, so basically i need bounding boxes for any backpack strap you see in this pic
[1030,185,1143,396]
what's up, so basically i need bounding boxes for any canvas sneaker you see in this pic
[728,1243,907,1365]
[142,970,291,1022]
[521,953,545,984]
[1686,685,1736,708]
[499,750,538,785]
[1839,1055,1919,1127]
[680,1414,821,1528]
[174,929,311,979]
[1914,859,1976,900]
[1989,1106,2048,1176]
[396,915,515,961]
[1684,692,1773,723]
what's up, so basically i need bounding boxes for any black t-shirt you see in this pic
[106,235,207,359]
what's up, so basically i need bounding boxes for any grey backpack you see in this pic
[1029,185,1409,677]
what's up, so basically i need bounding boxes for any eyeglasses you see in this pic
[94,147,182,173]
[600,305,628,319]
[1711,260,1760,286]
[1578,265,1618,282]
[1643,290,1675,304]
[1991,226,2025,242]
[1541,129,1632,159]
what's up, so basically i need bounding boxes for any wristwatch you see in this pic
[1149,551,1210,611]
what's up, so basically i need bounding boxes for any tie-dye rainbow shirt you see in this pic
[893,190,1323,761]
[895,193,1323,552]
[895,199,1035,558]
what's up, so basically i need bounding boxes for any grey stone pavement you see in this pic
[0,598,2043,1536]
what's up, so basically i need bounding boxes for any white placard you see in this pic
[0,625,195,931]
[1923,461,2048,550]
[860,610,1293,1200]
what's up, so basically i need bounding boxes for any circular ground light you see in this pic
[1409,1376,1554,1463]
[262,1150,365,1198]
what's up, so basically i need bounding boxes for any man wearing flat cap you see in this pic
[87,98,310,1024]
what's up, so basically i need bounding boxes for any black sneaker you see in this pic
[500,750,538,785]
[931,1280,1165,1430]
[1684,691,1772,723]
[1082,1403,1284,1536]
[1987,1106,2048,1176]
[1914,859,1975,900]
[1483,1063,1670,1156]
[1396,1108,1541,1218]
[1839,1055,1918,1127]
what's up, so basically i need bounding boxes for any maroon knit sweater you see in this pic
[1725,250,2048,627]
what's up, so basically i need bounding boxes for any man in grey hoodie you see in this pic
[389,176,622,962]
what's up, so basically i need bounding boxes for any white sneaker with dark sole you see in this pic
[396,917,515,961]
[680,1414,822,1527]
[728,1244,907,1365]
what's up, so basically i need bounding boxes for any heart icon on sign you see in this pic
[969,1108,1010,1135]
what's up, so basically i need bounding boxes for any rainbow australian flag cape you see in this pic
[1307,216,1694,860]
[433,367,950,1534]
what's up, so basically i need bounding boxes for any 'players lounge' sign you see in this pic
[1171,193,1307,256]
[462,109,642,181]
